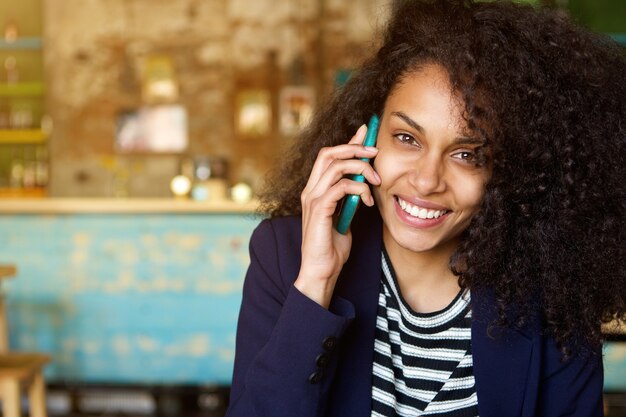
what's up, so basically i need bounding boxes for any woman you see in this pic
[226,1,626,416]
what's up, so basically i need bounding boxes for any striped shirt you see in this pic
[371,251,478,417]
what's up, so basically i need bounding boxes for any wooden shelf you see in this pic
[0,198,259,214]
[0,129,46,144]
[0,82,45,97]
[0,188,47,199]
[0,38,42,50]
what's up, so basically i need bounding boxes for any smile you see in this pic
[397,197,449,220]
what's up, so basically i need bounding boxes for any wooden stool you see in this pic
[0,353,50,417]
[0,265,17,353]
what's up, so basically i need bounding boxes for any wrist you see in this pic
[294,272,338,309]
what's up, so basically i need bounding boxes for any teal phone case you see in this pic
[335,114,379,234]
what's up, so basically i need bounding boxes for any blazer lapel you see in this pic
[328,206,383,417]
[471,289,537,417]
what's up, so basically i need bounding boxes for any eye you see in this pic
[394,133,419,146]
[451,150,476,163]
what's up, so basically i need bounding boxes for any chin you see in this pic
[387,226,442,254]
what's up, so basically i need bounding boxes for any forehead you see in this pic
[385,64,469,134]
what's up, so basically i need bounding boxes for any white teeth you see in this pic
[397,198,447,220]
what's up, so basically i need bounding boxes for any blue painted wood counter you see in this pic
[1,199,624,391]
[0,199,261,385]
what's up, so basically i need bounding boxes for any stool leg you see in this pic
[0,295,9,352]
[28,373,47,417]
[1,379,22,417]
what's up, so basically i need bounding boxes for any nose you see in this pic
[410,155,446,195]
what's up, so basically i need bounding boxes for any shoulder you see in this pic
[248,215,303,290]
[470,290,603,415]
[472,288,602,378]
[251,215,303,254]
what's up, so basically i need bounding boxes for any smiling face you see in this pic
[372,63,490,260]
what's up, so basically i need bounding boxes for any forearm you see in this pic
[227,285,354,417]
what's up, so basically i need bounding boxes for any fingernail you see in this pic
[364,146,378,153]
[356,124,367,136]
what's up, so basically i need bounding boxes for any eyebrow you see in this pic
[390,111,486,146]
[391,111,424,134]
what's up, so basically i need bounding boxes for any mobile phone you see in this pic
[335,114,380,235]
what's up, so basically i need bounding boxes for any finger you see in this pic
[309,179,375,211]
[306,159,381,202]
[304,177,376,220]
[304,158,380,207]
[306,125,374,189]
[348,124,367,144]
[305,143,378,194]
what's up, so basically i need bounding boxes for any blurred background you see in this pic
[0,0,624,416]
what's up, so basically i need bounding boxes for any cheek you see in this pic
[372,147,402,186]
[455,175,487,211]
[371,153,395,205]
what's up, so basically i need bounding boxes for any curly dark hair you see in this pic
[260,0,626,357]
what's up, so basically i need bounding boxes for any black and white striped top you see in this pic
[371,251,478,417]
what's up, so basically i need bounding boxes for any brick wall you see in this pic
[43,0,388,197]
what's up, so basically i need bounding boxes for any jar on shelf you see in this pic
[3,19,19,43]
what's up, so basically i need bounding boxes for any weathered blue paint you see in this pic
[2,213,624,391]
[605,342,626,391]
[0,213,261,385]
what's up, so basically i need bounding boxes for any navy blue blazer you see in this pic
[226,206,604,417]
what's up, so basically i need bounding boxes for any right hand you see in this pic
[294,124,381,308]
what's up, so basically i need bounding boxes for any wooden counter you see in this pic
[0,198,259,214]
[0,206,260,383]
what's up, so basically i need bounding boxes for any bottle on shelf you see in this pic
[22,145,36,188]
[8,100,33,129]
[9,146,24,189]
[4,56,19,84]
[34,145,48,188]
[0,16,48,197]
[3,19,19,43]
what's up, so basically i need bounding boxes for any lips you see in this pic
[395,196,450,223]
[397,198,448,219]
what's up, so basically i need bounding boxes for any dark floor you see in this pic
[23,384,626,417]
[45,383,229,417]
[607,392,626,417]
